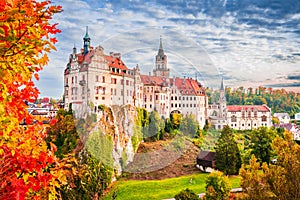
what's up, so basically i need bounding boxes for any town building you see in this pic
[273,113,290,124]
[208,79,272,130]
[63,29,208,127]
[295,113,300,121]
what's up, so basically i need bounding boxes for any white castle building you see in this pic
[63,29,272,130]
[208,79,272,130]
[63,29,208,128]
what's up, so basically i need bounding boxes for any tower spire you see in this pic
[153,36,169,78]
[220,76,224,91]
[158,35,164,55]
[83,26,90,55]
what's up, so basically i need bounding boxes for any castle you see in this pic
[63,29,272,130]
[63,28,208,128]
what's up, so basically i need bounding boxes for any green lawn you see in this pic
[102,173,241,200]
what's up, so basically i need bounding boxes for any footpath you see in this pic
[163,188,243,200]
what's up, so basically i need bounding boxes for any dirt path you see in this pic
[125,139,201,180]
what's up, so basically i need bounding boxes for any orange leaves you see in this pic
[0,0,62,199]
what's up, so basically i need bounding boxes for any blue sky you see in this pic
[37,0,300,98]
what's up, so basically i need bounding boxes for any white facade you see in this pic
[274,113,290,124]
[63,31,208,127]
[227,105,272,130]
[208,79,272,130]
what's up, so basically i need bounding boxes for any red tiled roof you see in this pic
[227,105,270,112]
[140,75,165,86]
[189,79,205,96]
[105,55,128,72]
[41,97,49,103]
[171,77,195,95]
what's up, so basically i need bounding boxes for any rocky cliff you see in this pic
[94,105,138,175]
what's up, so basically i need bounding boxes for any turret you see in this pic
[83,26,90,55]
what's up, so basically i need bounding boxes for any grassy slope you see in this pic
[103,173,241,200]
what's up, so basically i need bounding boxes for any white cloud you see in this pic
[39,0,300,97]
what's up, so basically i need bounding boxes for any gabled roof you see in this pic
[197,151,215,162]
[106,55,128,73]
[171,77,195,95]
[227,105,270,112]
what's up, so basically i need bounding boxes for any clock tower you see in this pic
[153,36,170,78]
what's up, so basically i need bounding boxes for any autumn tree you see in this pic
[240,131,300,199]
[46,109,79,159]
[249,127,276,165]
[179,114,201,138]
[0,0,62,199]
[205,171,231,200]
[215,126,241,175]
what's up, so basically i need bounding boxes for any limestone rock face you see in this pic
[97,105,137,175]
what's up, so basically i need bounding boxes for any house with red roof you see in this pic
[63,28,208,127]
[208,79,272,130]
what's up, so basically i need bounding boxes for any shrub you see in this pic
[205,171,231,200]
[174,188,199,200]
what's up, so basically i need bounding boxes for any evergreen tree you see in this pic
[215,126,241,175]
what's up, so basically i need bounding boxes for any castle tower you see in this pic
[83,26,90,55]
[153,36,170,78]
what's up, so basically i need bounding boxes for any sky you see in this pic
[37,0,300,98]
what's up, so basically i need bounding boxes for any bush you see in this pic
[205,171,231,200]
[174,188,199,200]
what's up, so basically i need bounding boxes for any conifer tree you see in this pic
[215,126,241,175]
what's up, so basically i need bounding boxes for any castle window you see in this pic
[194,97,196,100]
[254,111,258,118]
[171,103,173,107]
[248,111,251,118]
[175,96,177,101]
[231,115,237,122]
[126,80,129,85]
[183,97,185,100]
[156,95,158,100]
[82,75,85,81]
[171,96,174,100]
[262,115,267,122]
[75,76,77,83]
[71,77,74,84]
[96,75,99,82]
[111,78,117,84]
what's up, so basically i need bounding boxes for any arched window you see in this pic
[262,115,267,122]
